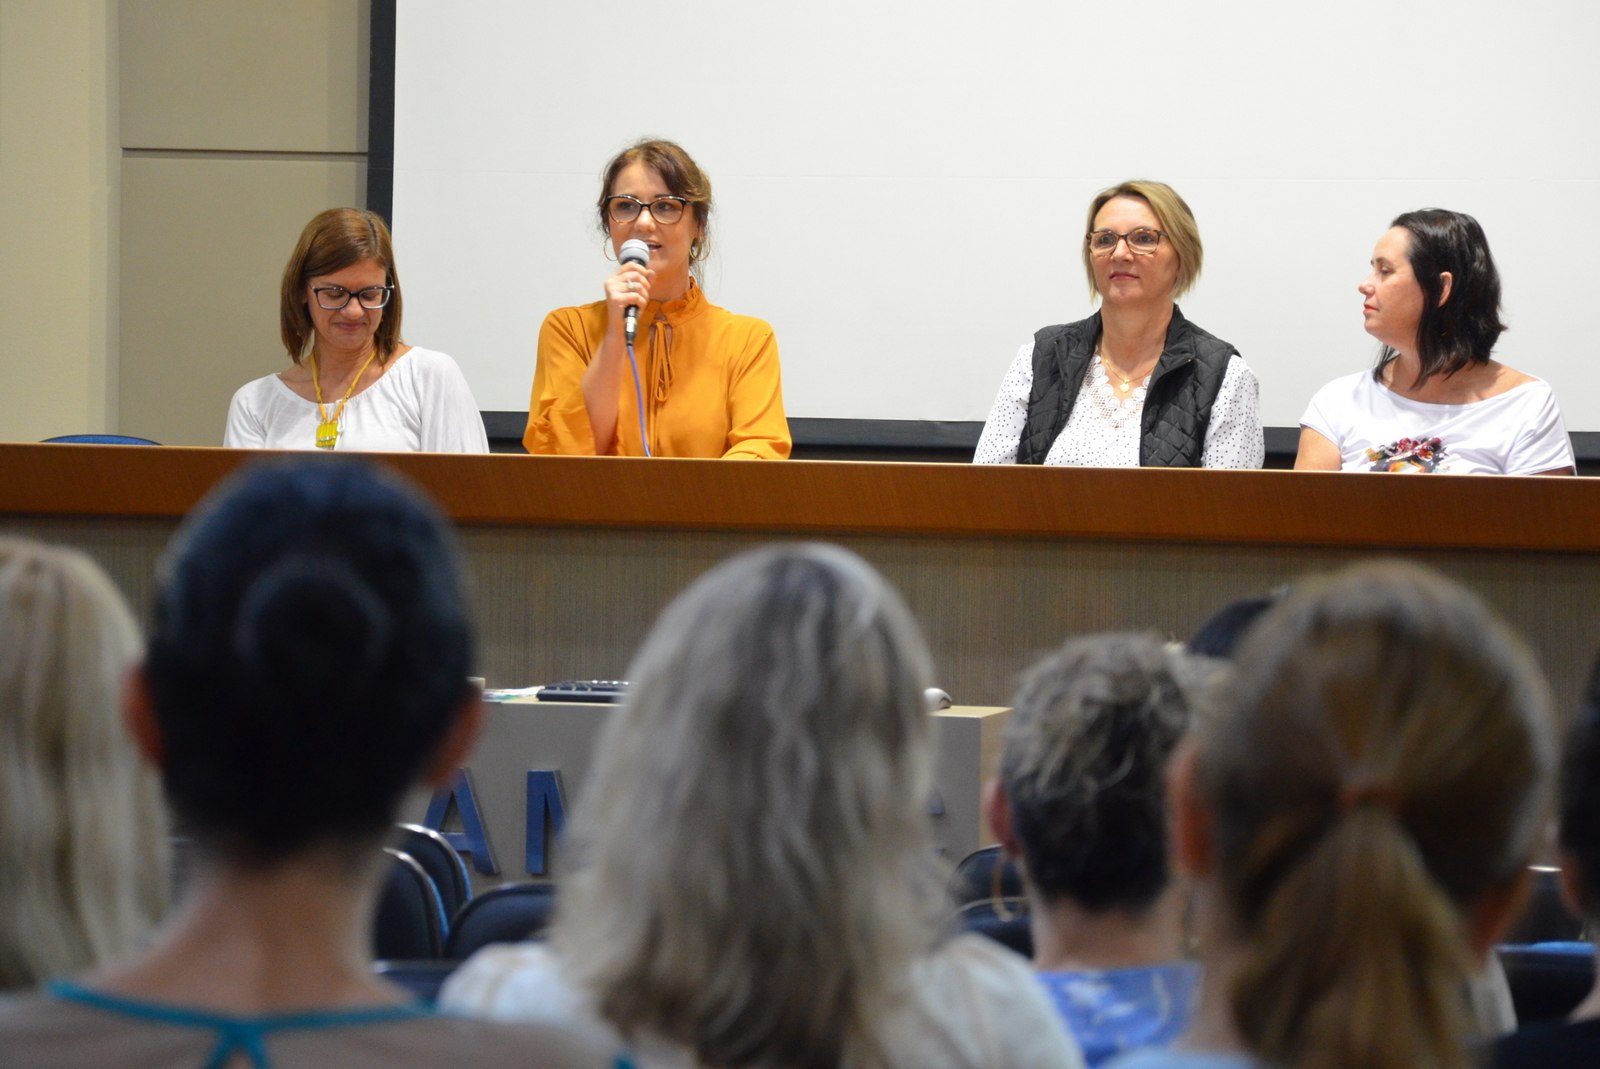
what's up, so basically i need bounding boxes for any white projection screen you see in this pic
[392,1,1600,436]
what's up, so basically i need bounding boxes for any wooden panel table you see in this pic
[5,443,1600,718]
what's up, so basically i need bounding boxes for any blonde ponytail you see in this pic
[1229,809,1471,1069]
[1199,561,1555,1069]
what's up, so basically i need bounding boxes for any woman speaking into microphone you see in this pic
[524,139,791,458]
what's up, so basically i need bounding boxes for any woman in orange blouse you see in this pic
[525,139,790,459]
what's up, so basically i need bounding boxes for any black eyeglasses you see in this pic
[312,285,393,310]
[1087,228,1166,255]
[605,195,691,225]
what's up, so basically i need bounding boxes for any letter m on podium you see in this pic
[525,769,567,877]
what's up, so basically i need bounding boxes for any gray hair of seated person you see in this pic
[553,543,943,1069]
[1198,560,1555,1069]
[0,537,168,990]
[1000,632,1206,914]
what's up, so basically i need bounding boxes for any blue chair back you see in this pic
[950,844,1024,905]
[955,896,1033,958]
[373,959,457,1003]
[41,434,160,445]
[444,882,556,961]
[394,823,472,934]
[373,847,447,959]
[1496,942,1596,1024]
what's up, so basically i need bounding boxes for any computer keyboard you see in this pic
[534,680,631,703]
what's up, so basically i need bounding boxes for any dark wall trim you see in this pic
[365,0,396,222]
[484,415,1300,466]
[481,416,1600,472]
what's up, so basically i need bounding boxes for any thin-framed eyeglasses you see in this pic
[605,195,691,225]
[1087,228,1166,256]
[312,285,393,310]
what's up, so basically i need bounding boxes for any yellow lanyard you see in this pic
[310,347,380,450]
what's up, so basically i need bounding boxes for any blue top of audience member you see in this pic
[1038,961,1201,1067]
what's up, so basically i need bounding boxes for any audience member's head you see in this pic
[138,458,476,867]
[1185,593,1281,660]
[0,537,167,990]
[554,543,942,1068]
[1558,657,1600,929]
[991,632,1201,918]
[1175,560,1555,1069]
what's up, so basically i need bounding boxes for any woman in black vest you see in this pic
[975,180,1263,468]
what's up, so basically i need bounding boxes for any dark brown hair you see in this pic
[596,139,713,271]
[278,208,403,364]
[1373,208,1507,389]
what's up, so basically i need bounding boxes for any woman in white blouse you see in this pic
[224,208,489,453]
[1296,209,1573,475]
[975,180,1262,468]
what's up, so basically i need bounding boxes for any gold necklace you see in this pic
[1097,351,1151,394]
[310,347,380,449]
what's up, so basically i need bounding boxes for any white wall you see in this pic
[394,1,1600,429]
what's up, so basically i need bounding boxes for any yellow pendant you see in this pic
[1118,382,1131,394]
[316,421,339,449]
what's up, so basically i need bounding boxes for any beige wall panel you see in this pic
[118,156,365,445]
[119,0,368,152]
[0,0,117,442]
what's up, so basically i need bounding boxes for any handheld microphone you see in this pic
[619,238,650,345]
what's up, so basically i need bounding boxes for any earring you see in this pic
[990,852,1019,921]
[602,235,617,263]
[690,238,704,262]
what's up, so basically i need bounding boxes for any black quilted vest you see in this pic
[1014,307,1237,467]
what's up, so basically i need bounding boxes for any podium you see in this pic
[5,442,1600,719]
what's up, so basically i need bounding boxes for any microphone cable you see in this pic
[624,333,652,458]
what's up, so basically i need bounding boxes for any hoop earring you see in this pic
[689,237,705,263]
[602,237,617,263]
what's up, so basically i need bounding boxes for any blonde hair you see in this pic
[1082,179,1204,302]
[554,543,943,1069]
[1199,561,1554,1069]
[0,537,168,989]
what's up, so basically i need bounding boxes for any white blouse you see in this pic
[974,340,1263,468]
[223,346,489,454]
[1299,369,1573,474]
[440,935,1085,1069]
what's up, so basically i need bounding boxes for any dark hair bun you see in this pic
[146,459,473,862]
[233,556,391,707]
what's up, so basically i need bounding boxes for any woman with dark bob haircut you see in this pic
[524,138,790,459]
[224,208,489,453]
[1297,209,1573,474]
[0,461,616,1069]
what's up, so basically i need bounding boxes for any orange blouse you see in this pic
[523,282,790,459]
